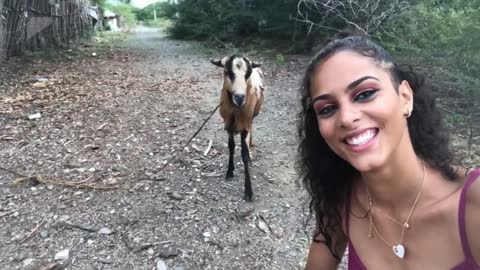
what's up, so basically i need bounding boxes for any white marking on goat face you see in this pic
[211,55,262,108]
[224,56,252,108]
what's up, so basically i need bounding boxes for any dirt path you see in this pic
[0,28,317,270]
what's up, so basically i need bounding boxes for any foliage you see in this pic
[90,0,106,7]
[378,1,480,79]
[158,0,314,51]
[296,0,411,35]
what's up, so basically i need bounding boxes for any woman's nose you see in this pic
[338,105,360,129]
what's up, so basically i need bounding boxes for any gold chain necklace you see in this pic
[366,162,425,259]
[370,202,410,229]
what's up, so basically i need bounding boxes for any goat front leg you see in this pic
[241,130,253,201]
[226,131,235,178]
[248,127,253,148]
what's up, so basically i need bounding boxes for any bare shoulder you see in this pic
[463,168,480,263]
[305,229,348,270]
[305,205,349,270]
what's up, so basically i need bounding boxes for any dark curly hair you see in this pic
[297,34,456,259]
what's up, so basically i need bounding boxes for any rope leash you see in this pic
[158,103,221,172]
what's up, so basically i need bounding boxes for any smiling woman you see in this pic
[297,33,480,270]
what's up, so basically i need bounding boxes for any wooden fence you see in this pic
[0,0,94,60]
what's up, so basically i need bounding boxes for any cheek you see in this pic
[317,119,335,141]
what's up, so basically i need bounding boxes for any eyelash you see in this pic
[316,89,379,118]
[355,89,378,102]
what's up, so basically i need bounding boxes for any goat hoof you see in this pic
[244,193,253,202]
[226,171,234,179]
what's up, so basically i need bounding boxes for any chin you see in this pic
[345,156,385,173]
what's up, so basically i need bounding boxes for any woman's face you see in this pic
[310,50,413,172]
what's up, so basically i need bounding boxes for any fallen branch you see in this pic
[11,175,122,190]
[0,166,27,177]
[203,139,213,156]
[19,218,46,243]
[0,211,15,218]
[54,220,99,232]
[133,240,173,253]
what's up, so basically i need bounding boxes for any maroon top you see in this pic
[346,169,480,270]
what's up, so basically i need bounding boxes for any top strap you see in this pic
[458,168,480,260]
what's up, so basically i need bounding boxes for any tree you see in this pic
[295,0,411,35]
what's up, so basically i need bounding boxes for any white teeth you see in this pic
[346,129,376,146]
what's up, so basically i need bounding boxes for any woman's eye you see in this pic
[317,105,336,117]
[354,89,378,102]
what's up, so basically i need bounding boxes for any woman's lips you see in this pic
[343,128,379,152]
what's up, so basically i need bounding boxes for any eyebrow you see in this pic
[312,75,379,105]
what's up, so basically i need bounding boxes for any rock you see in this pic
[12,253,31,262]
[105,177,118,185]
[38,262,60,270]
[36,77,49,82]
[54,249,69,262]
[40,230,49,238]
[133,237,142,243]
[22,258,35,266]
[156,259,167,270]
[32,82,47,88]
[235,206,255,219]
[168,191,184,201]
[202,231,211,243]
[98,227,114,235]
[158,249,179,259]
[191,144,201,152]
[28,113,41,120]
[257,219,269,234]
[192,159,201,166]
[204,172,222,178]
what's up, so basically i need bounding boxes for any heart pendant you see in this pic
[393,244,405,259]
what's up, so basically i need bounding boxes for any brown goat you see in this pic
[210,55,264,201]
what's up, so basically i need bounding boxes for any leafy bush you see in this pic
[158,0,319,51]
[378,1,480,77]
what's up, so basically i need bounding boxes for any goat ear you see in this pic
[210,58,224,67]
[252,61,262,68]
